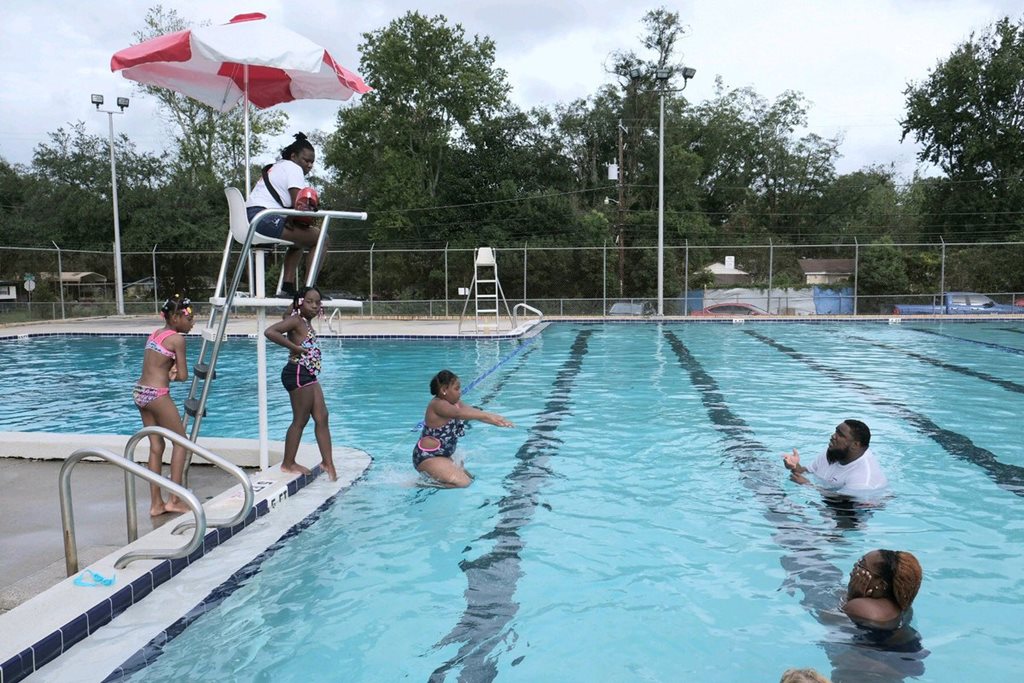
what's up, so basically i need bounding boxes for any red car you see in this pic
[691,302,768,317]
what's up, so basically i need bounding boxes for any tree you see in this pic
[901,16,1024,240]
[859,239,911,301]
[325,10,512,242]
[809,167,920,244]
[688,82,840,242]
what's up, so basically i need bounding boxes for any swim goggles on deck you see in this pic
[74,569,115,587]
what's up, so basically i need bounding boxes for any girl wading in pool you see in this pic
[264,286,337,481]
[413,370,513,487]
[134,294,195,516]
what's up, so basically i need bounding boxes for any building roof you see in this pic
[798,258,855,275]
[38,271,108,283]
[704,261,749,275]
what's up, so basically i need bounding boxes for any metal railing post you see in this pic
[523,242,528,304]
[369,243,375,317]
[152,244,159,314]
[602,240,607,315]
[684,240,689,316]
[940,237,946,295]
[52,241,65,320]
[854,238,860,315]
[59,447,205,575]
[444,242,449,317]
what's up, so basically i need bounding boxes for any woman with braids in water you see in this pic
[843,549,922,630]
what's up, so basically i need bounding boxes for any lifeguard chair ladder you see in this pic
[458,247,513,333]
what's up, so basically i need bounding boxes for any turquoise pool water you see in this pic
[4,323,1024,682]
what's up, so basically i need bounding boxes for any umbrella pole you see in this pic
[244,64,251,199]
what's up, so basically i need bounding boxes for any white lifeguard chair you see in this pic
[459,247,513,333]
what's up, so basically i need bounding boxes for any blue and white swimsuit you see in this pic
[412,419,466,468]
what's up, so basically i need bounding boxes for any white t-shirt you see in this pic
[246,159,305,209]
[807,447,888,492]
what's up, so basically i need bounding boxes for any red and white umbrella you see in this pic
[111,12,370,189]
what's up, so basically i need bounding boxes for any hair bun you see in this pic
[294,132,307,141]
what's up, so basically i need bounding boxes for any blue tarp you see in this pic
[676,291,704,315]
[813,286,854,314]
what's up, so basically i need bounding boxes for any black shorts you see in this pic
[281,362,318,392]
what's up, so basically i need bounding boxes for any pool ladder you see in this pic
[59,426,254,575]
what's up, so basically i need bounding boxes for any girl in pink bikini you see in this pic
[134,294,195,516]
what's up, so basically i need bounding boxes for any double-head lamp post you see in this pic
[630,66,695,316]
[91,94,129,316]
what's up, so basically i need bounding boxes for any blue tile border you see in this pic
[0,464,330,683]
[1,652,27,682]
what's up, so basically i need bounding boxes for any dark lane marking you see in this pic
[849,335,1024,394]
[429,330,593,682]
[746,330,1024,497]
[1000,327,1024,336]
[909,327,1024,355]
[662,331,926,681]
[663,331,784,492]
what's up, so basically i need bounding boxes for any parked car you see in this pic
[608,301,654,316]
[891,292,1024,315]
[691,302,768,317]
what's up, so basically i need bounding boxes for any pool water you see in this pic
[4,323,1024,682]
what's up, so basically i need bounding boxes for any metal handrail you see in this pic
[123,426,254,537]
[512,303,543,328]
[328,307,343,333]
[59,447,205,576]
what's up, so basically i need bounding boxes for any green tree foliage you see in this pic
[858,239,911,300]
[902,16,1024,241]
[689,81,840,243]
[325,12,511,231]
[810,167,922,244]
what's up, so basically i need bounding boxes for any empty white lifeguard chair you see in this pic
[459,247,513,333]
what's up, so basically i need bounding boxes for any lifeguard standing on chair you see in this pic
[246,132,324,297]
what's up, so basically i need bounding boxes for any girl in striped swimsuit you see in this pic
[265,286,337,482]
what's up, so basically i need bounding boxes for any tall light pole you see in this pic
[654,66,695,316]
[92,94,129,316]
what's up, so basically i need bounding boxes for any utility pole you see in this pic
[617,118,627,298]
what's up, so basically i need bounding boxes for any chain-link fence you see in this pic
[2,239,1023,323]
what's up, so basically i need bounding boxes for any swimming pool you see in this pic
[5,322,1024,682]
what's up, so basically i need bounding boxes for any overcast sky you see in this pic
[1,1,1020,180]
